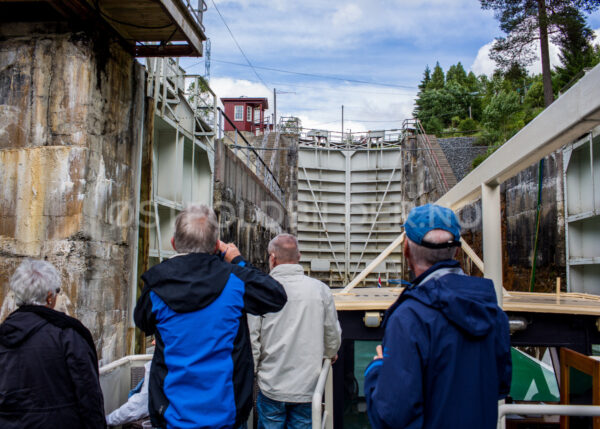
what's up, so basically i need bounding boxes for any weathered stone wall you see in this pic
[437,137,487,181]
[401,135,444,219]
[213,139,291,271]
[0,23,145,364]
[271,134,298,234]
[404,134,564,291]
[456,153,565,292]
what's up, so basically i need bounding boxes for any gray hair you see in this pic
[173,204,219,254]
[10,259,61,306]
[268,233,301,263]
[407,229,458,267]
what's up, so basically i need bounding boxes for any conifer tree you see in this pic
[428,62,445,90]
[553,8,600,90]
[481,0,600,107]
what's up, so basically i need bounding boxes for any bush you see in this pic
[458,117,478,133]
[422,117,444,135]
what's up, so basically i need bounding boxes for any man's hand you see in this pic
[217,240,228,254]
[219,240,242,263]
[373,345,383,361]
[331,354,338,364]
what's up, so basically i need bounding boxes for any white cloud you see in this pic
[210,77,272,109]
[205,76,416,133]
[470,37,571,77]
[332,4,362,27]
[471,41,495,77]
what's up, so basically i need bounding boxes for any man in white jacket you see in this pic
[106,361,151,426]
[248,234,342,429]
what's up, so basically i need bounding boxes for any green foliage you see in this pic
[524,79,544,109]
[554,8,600,91]
[483,90,523,142]
[458,118,478,133]
[415,3,597,170]
[422,117,444,135]
[446,62,467,85]
[428,62,445,90]
[481,0,600,108]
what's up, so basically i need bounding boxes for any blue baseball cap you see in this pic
[404,204,461,248]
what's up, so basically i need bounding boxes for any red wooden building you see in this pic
[221,97,269,134]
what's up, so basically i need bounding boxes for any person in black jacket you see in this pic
[134,204,287,429]
[0,258,106,429]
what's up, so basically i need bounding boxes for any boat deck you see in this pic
[334,288,600,315]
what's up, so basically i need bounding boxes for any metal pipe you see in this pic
[508,316,528,333]
[312,359,332,429]
[498,404,600,419]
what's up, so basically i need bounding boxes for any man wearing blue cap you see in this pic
[364,204,512,429]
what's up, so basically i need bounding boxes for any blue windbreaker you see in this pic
[134,253,287,429]
[364,260,512,429]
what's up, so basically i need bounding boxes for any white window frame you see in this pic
[234,105,243,121]
[254,108,261,124]
[247,106,252,122]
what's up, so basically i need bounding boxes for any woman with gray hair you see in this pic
[0,259,106,428]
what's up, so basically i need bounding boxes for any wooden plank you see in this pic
[334,288,600,316]
[156,0,205,54]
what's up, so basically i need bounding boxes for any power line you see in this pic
[213,59,415,89]
[185,58,416,89]
[269,81,415,95]
[209,0,269,89]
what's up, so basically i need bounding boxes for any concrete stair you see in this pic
[424,135,458,191]
[261,132,278,172]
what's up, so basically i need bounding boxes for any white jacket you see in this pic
[248,264,341,403]
[106,361,151,426]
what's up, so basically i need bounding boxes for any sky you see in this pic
[178,0,600,133]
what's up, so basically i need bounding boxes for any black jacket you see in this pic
[134,253,287,429]
[0,306,106,429]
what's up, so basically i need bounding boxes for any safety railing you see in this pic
[499,403,600,420]
[217,108,286,204]
[403,118,450,193]
[180,0,207,32]
[312,358,333,429]
[298,128,402,149]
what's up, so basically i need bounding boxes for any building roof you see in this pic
[221,97,269,109]
[2,0,207,57]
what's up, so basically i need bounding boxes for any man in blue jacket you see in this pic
[364,204,512,429]
[134,204,287,429]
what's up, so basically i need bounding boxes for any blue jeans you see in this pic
[256,391,311,429]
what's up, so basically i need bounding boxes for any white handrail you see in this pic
[499,403,600,419]
[312,359,332,429]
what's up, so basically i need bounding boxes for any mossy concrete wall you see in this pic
[0,23,145,364]
[213,138,292,271]
[456,153,565,292]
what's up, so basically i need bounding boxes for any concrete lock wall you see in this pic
[0,23,146,364]
[213,139,291,272]
[456,153,565,292]
[408,135,564,291]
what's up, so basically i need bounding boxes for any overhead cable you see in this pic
[209,0,269,89]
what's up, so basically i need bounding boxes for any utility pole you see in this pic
[204,39,211,82]
[274,88,277,130]
[341,105,344,145]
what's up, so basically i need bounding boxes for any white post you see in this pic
[481,183,503,305]
[482,183,505,429]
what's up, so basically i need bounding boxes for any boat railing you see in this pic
[312,358,333,429]
[498,403,600,424]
